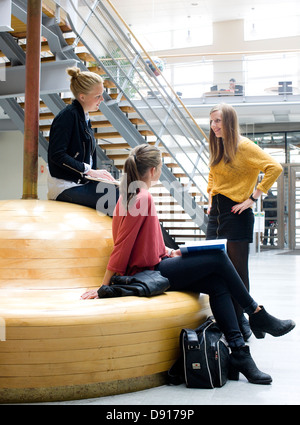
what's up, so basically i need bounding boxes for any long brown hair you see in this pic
[120,144,161,208]
[209,103,240,167]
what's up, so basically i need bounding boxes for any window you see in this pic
[244,53,299,96]
[166,61,213,98]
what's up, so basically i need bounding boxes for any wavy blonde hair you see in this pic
[209,103,241,167]
[67,67,103,98]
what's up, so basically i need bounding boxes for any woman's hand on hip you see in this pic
[231,199,254,214]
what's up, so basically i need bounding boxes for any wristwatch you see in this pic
[249,194,258,202]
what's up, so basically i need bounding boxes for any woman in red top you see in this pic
[81,144,295,385]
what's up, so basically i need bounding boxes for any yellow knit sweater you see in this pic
[207,138,283,203]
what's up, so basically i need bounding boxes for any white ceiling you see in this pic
[111,0,300,32]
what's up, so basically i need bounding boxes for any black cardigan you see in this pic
[48,99,97,183]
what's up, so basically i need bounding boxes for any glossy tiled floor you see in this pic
[32,250,300,405]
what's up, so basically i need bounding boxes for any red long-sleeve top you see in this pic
[107,188,168,276]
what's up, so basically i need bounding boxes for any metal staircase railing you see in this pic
[2,0,209,232]
[61,0,209,231]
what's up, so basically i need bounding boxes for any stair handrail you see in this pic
[104,0,209,143]
[95,0,210,163]
[53,0,210,202]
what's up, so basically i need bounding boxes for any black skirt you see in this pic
[206,194,254,243]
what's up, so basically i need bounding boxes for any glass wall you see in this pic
[252,132,300,164]
[163,61,213,98]
[244,53,300,97]
[162,52,300,98]
[246,132,300,250]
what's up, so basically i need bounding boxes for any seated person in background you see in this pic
[47,67,119,216]
[229,78,236,92]
[81,143,295,386]
[229,78,243,95]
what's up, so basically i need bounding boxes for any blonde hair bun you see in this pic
[66,67,103,98]
[67,66,81,79]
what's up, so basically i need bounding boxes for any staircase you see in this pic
[0,0,211,245]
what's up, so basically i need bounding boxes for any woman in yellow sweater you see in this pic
[207,103,282,341]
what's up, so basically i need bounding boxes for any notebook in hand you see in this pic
[180,239,227,256]
[85,175,120,185]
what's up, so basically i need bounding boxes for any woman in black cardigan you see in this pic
[47,67,119,216]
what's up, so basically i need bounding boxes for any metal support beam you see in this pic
[0,98,49,161]
[0,98,25,132]
[0,32,26,65]
[22,0,42,200]
[41,93,69,116]
[0,0,13,31]
[0,59,78,99]
[12,0,69,60]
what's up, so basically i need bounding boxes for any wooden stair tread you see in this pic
[77,52,97,62]
[104,79,116,88]
[87,66,106,75]
[94,130,154,139]
[91,118,145,129]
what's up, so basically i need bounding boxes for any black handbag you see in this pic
[97,270,170,298]
[168,316,230,389]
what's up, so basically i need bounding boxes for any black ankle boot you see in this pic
[249,306,296,339]
[229,346,272,385]
[238,313,252,342]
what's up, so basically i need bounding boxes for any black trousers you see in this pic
[57,181,119,216]
[156,250,258,348]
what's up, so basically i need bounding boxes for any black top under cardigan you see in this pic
[48,99,97,184]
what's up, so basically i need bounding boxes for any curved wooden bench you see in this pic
[0,200,210,403]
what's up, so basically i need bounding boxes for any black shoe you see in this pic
[238,313,252,342]
[249,306,296,339]
[229,346,272,385]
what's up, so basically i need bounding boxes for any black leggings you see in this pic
[156,250,258,348]
[227,241,250,317]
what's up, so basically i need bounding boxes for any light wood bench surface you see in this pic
[0,200,210,403]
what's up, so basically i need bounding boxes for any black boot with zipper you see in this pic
[229,345,272,385]
[249,306,296,339]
